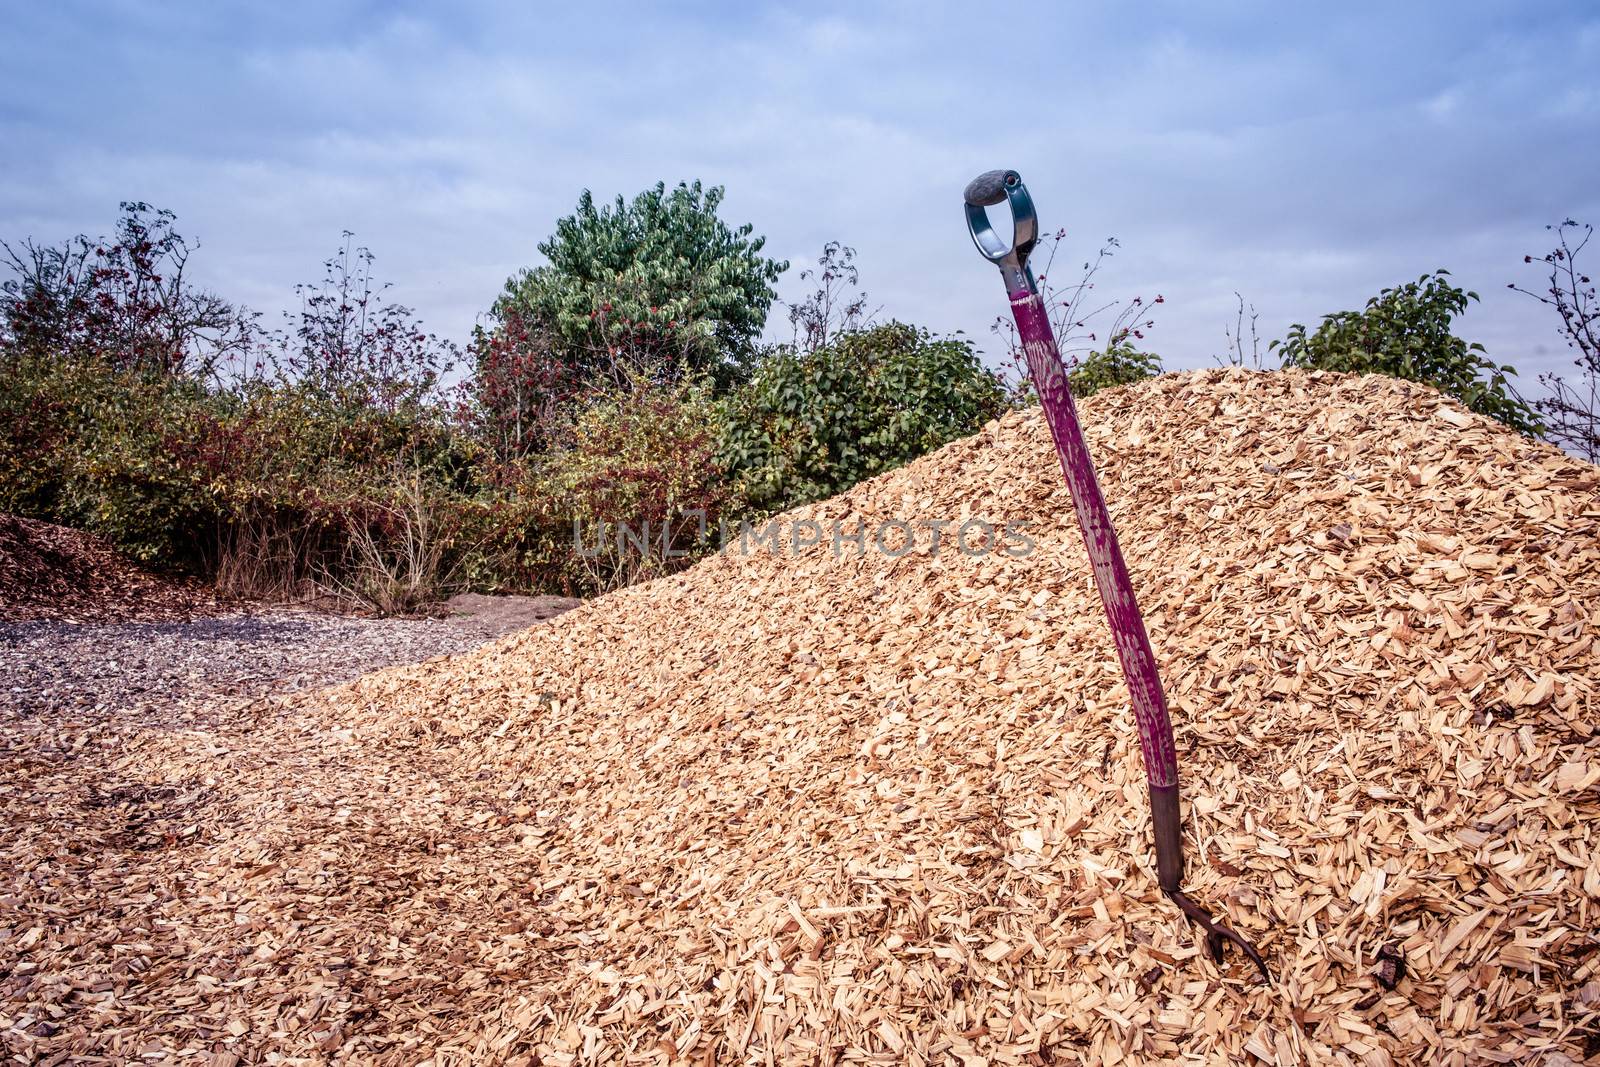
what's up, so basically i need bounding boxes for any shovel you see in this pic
[963,168,1268,980]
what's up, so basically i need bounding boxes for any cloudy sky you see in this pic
[3,1,1598,388]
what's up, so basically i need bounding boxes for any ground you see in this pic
[0,593,580,722]
[0,588,581,1061]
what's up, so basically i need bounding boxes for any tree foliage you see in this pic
[495,181,786,387]
[1273,270,1539,435]
[719,323,1006,516]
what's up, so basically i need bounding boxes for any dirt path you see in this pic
[0,595,579,722]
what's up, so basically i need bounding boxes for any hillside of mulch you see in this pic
[2,370,1598,1065]
[0,513,222,622]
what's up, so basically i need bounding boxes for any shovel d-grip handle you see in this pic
[964,170,1268,981]
[963,170,1039,295]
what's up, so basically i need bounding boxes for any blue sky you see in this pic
[3,1,1598,388]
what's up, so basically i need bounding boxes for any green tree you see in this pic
[1273,270,1539,434]
[495,181,786,388]
[719,322,1006,515]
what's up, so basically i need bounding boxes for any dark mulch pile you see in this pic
[0,513,224,623]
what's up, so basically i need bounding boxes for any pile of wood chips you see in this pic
[2,370,1596,1065]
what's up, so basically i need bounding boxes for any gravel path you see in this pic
[1,598,576,724]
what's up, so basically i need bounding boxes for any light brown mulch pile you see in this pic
[0,513,221,622]
[2,370,1597,1065]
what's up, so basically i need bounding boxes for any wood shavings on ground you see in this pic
[2,370,1596,1065]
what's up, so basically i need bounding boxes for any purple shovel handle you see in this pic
[1007,288,1183,884]
[967,169,1267,978]
[1009,287,1268,980]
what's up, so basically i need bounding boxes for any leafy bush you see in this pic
[0,353,97,520]
[1068,342,1163,398]
[495,181,786,388]
[0,354,221,565]
[719,322,1007,516]
[0,206,470,588]
[1273,270,1539,434]
[534,371,734,593]
[0,352,473,591]
[469,309,583,460]
[201,382,472,599]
